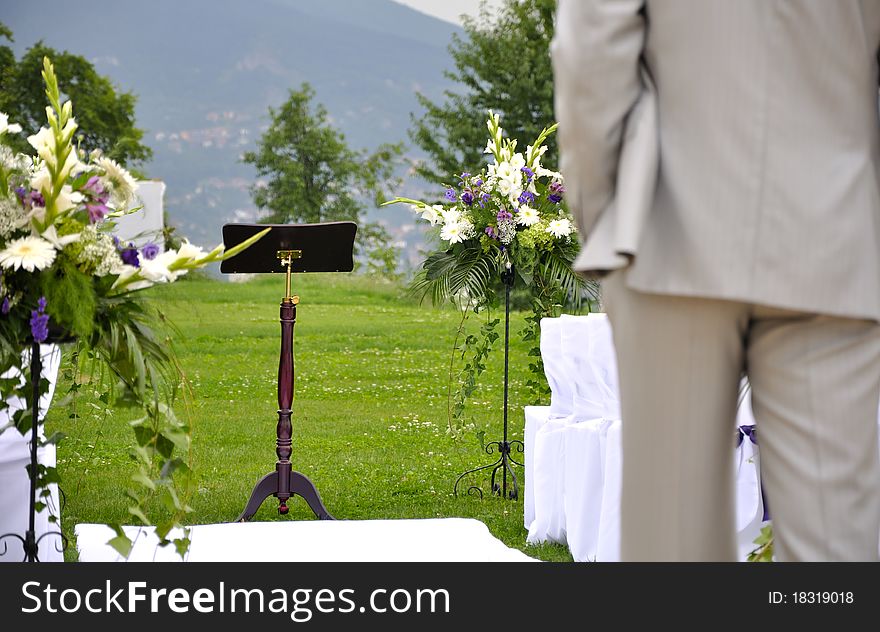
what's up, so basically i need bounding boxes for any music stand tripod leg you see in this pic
[289,471,334,520]
[235,471,278,522]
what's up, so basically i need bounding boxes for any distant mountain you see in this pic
[3,0,461,258]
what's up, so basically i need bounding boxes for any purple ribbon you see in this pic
[736,425,770,522]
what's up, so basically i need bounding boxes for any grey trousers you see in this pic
[602,271,880,561]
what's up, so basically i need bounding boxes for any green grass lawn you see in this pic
[46,272,573,562]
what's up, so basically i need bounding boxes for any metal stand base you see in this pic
[453,264,523,500]
[453,440,524,499]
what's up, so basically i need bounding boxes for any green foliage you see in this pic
[357,221,403,281]
[0,27,152,168]
[409,0,557,183]
[748,524,774,562]
[448,309,500,437]
[243,83,402,227]
[39,255,97,340]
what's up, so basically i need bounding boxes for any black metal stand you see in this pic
[453,265,524,500]
[0,342,66,561]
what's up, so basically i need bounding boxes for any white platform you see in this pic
[75,519,537,562]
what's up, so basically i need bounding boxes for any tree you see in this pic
[0,25,152,168]
[410,0,557,184]
[243,83,401,226]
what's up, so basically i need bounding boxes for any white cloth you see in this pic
[0,345,63,562]
[525,316,772,561]
[75,518,537,562]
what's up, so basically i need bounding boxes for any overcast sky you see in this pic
[393,0,505,25]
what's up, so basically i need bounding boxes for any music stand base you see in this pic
[236,468,334,522]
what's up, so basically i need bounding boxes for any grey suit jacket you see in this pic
[552,0,880,321]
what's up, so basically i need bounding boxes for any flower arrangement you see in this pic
[0,58,267,557]
[384,111,576,283]
[383,112,591,437]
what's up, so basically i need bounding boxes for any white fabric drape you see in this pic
[0,344,63,562]
[525,315,770,561]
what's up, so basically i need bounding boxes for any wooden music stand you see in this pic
[221,222,357,522]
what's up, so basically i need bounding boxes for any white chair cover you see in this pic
[0,345,63,562]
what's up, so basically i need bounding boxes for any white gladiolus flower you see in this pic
[536,166,564,181]
[140,250,186,283]
[0,236,57,272]
[484,139,497,155]
[111,264,153,291]
[509,153,526,171]
[27,127,55,163]
[420,205,442,226]
[439,206,461,224]
[0,112,22,135]
[494,162,521,184]
[516,205,540,226]
[40,225,80,248]
[175,240,206,262]
[526,143,548,165]
[546,218,573,238]
[30,164,51,195]
[54,184,83,214]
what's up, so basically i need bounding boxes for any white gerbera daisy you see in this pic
[546,218,573,238]
[0,235,57,272]
[516,205,540,226]
[440,219,473,244]
[95,157,139,206]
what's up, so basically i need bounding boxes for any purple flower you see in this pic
[485,225,498,240]
[87,203,109,223]
[480,192,491,207]
[83,175,104,195]
[16,188,45,210]
[460,172,471,179]
[460,189,474,206]
[1,298,9,315]
[30,297,49,343]
[521,166,534,182]
[141,242,160,261]
[445,187,457,202]
[496,208,513,222]
[518,190,536,206]
[475,179,483,188]
[548,181,565,204]
[120,243,140,267]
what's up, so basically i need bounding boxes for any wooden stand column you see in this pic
[235,250,333,521]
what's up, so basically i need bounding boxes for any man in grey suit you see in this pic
[552,0,880,561]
